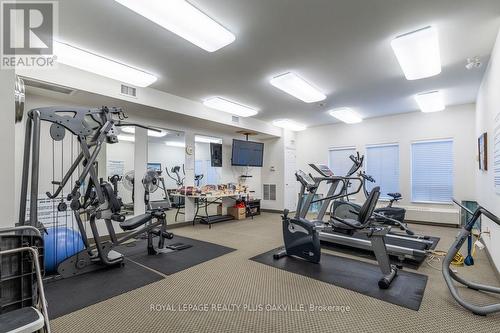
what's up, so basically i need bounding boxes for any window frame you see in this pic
[365,142,400,200]
[410,138,454,205]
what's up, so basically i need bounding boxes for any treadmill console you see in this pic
[309,164,335,177]
[295,170,316,187]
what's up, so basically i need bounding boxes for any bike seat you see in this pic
[387,193,402,200]
[120,213,153,231]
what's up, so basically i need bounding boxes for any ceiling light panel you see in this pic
[272,119,307,131]
[121,126,167,137]
[203,97,258,117]
[54,41,157,87]
[270,72,326,103]
[114,0,235,52]
[328,108,363,124]
[391,26,441,80]
[414,91,445,112]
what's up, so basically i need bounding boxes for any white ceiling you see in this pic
[58,0,500,127]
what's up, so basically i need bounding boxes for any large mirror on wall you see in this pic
[104,128,136,216]
[194,135,223,188]
[147,128,186,223]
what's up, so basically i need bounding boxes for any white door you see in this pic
[284,148,298,211]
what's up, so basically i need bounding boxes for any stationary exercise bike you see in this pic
[274,170,399,289]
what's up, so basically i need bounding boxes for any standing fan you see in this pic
[143,169,160,193]
[122,170,135,210]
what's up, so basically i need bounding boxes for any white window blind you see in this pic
[328,147,357,176]
[411,140,453,203]
[365,144,399,199]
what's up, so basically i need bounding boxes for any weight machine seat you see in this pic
[0,307,45,333]
[120,213,153,231]
[387,193,402,200]
[331,218,362,230]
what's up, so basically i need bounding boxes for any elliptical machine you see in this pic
[443,199,500,316]
[274,170,399,289]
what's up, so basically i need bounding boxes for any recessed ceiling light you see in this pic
[414,91,445,113]
[270,72,326,103]
[195,135,222,144]
[391,26,441,80]
[121,126,167,137]
[203,97,258,117]
[328,108,363,124]
[53,41,157,87]
[114,0,235,52]
[165,141,186,148]
[272,119,307,131]
[117,134,135,142]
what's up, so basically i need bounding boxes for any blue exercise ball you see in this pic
[44,227,85,273]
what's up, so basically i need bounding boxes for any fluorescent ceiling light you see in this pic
[328,108,363,124]
[272,119,307,131]
[53,41,157,87]
[414,91,445,113]
[118,134,135,142]
[203,97,258,117]
[114,0,235,52]
[391,26,441,80]
[121,126,167,137]
[270,72,326,103]
[195,135,222,144]
[165,141,186,148]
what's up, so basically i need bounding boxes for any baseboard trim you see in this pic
[261,209,284,214]
[483,242,500,281]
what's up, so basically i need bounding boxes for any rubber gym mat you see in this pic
[45,260,163,319]
[45,236,235,318]
[115,235,236,275]
[321,235,440,269]
[250,248,428,311]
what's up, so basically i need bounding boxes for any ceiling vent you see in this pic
[23,78,75,95]
[121,84,137,97]
[232,116,239,123]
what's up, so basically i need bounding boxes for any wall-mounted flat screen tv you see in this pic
[231,139,264,167]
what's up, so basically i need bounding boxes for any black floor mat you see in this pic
[45,261,162,319]
[251,248,428,311]
[321,235,440,269]
[115,235,236,275]
[45,236,235,318]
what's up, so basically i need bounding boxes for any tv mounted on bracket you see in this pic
[231,139,264,167]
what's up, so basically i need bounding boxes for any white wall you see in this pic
[475,28,500,271]
[0,71,15,227]
[296,104,477,214]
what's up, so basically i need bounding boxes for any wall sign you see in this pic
[494,113,500,194]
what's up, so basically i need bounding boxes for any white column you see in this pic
[184,131,196,222]
[0,70,15,227]
[134,127,147,215]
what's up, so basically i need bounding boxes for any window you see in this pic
[411,140,453,203]
[328,147,357,176]
[365,144,399,199]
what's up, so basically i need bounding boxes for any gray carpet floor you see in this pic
[51,213,500,332]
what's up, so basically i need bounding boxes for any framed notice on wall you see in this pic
[478,132,487,170]
[494,113,500,194]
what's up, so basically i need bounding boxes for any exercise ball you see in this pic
[44,227,85,273]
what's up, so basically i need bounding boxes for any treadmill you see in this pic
[307,161,437,263]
